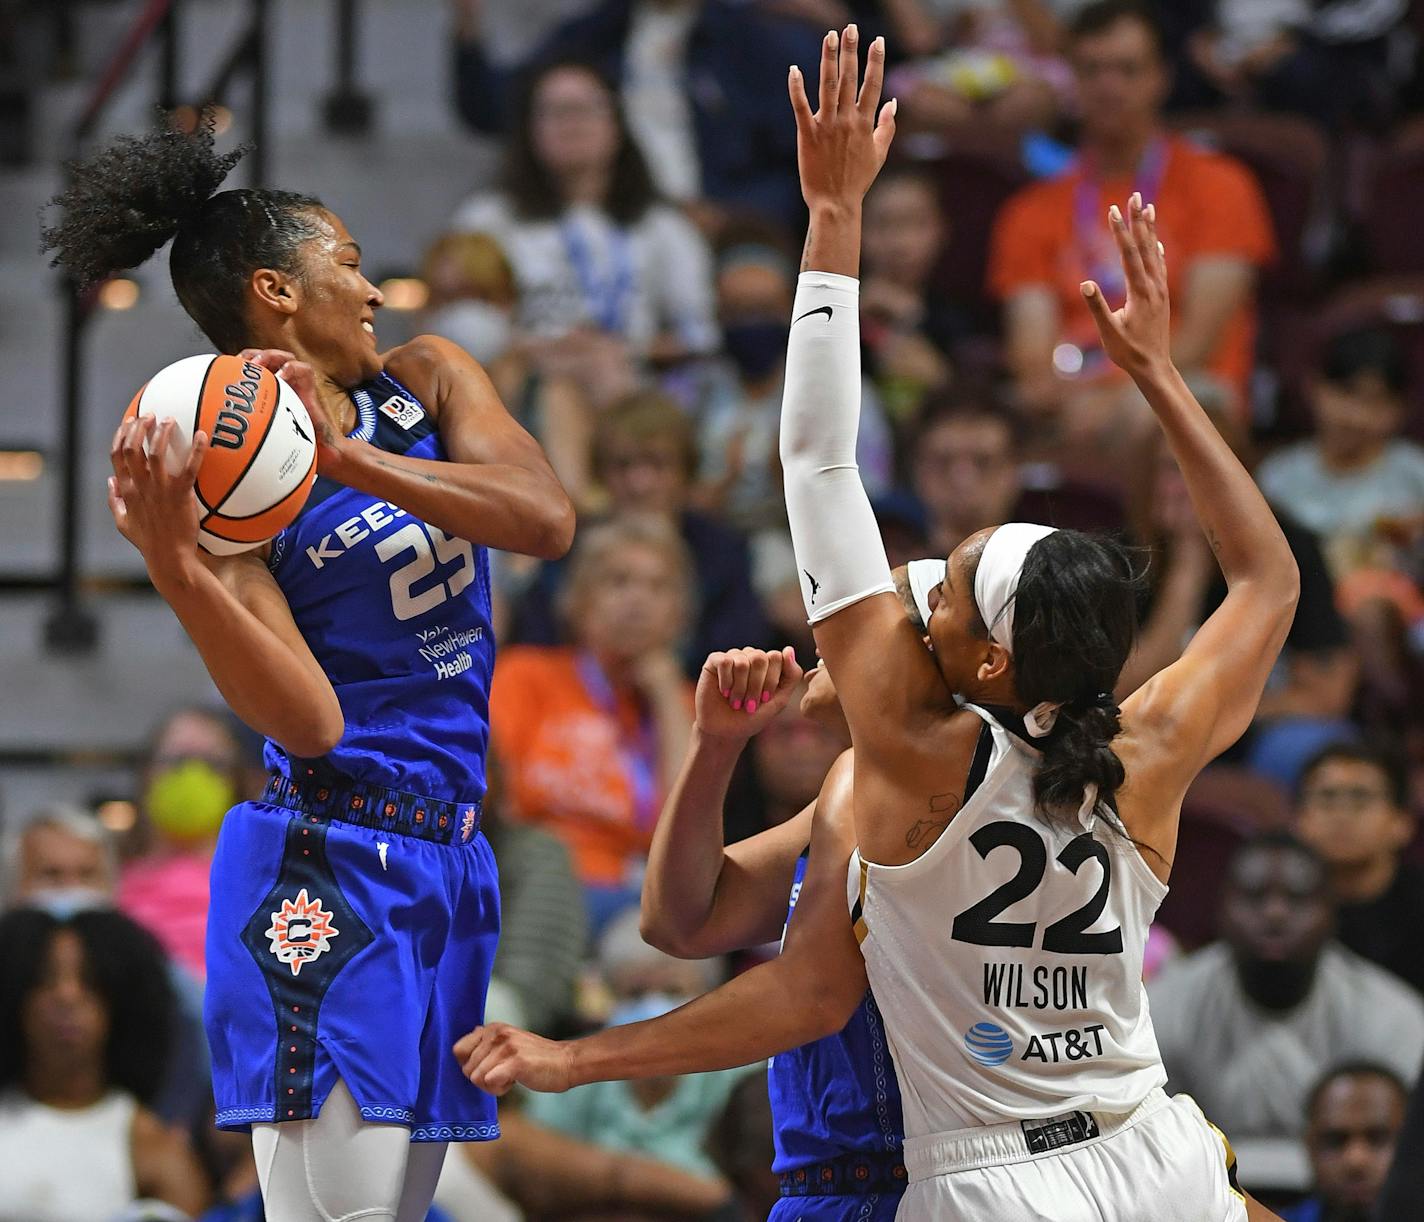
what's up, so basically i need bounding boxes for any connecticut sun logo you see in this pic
[265,889,339,976]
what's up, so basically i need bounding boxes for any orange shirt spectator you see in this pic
[990,135,1274,404]
[490,517,694,922]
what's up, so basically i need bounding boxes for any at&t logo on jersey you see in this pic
[265,888,340,976]
[963,1021,1014,1066]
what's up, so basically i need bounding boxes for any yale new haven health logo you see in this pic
[265,889,340,976]
[964,1021,1015,1066]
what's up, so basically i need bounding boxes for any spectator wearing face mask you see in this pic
[3,804,212,1133]
[421,229,599,507]
[1147,834,1424,1194]
[0,908,210,1222]
[118,707,252,981]
[1279,1062,1408,1222]
[697,241,893,540]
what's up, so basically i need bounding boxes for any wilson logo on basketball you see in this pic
[265,889,339,976]
[210,361,266,450]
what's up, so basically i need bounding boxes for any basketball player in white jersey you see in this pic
[777,27,1296,1221]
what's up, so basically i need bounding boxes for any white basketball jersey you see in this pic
[849,703,1169,1140]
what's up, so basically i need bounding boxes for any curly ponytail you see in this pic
[1008,531,1143,827]
[41,114,325,352]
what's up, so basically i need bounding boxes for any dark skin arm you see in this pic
[641,646,809,959]
[456,753,867,1093]
[248,336,575,560]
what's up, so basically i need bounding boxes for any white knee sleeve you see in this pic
[779,271,894,623]
[253,1080,418,1222]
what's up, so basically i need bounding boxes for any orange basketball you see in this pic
[123,354,319,555]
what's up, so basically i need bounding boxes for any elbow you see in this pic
[803,974,862,1042]
[638,909,702,960]
[285,703,345,759]
[535,491,576,560]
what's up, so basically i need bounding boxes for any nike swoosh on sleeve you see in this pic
[793,305,833,325]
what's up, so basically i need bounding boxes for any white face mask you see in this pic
[425,301,513,366]
[25,886,111,920]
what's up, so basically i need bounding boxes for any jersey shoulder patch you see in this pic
[377,395,423,430]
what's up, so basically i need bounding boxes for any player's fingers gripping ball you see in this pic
[123,353,318,554]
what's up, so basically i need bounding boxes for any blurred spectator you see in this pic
[697,241,893,536]
[118,707,249,980]
[451,58,717,379]
[523,908,751,1183]
[705,1073,779,1222]
[3,804,212,1133]
[1257,329,1424,584]
[1148,834,1424,1193]
[2,800,115,908]
[483,788,590,1035]
[884,0,1075,136]
[447,1100,731,1220]
[421,230,598,505]
[988,0,1275,440]
[908,394,1024,557]
[1294,741,1424,997]
[1188,0,1413,131]
[0,908,209,1220]
[1119,402,1356,788]
[860,169,964,425]
[490,517,695,933]
[750,700,849,830]
[452,0,825,226]
[511,390,771,671]
[1279,1062,1408,1222]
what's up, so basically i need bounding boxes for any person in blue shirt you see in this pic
[1279,1063,1407,1222]
[42,117,573,1221]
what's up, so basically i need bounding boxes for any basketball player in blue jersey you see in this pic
[42,121,573,1221]
[456,562,944,1220]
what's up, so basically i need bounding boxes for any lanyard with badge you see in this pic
[576,651,660,834]
[1064,137,1168,376]
[561,214,637,336]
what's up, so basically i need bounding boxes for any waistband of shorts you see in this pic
[903,1087,1170,1180]
[778,1150,908,1197]
[262,772,483,846]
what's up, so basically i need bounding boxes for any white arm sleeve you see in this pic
[779,271,895,624]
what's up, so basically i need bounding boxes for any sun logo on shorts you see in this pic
[461,808,477,842]
[264,889,339,976]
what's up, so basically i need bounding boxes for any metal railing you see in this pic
[43,0,275,650]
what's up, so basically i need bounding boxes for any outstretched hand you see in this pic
[1080,193,1172,380]
[789,25,897,213]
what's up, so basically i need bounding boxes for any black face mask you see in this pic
[1236,955,1319,1011]
[722,320,789,381]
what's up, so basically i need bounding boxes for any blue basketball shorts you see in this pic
[768,1194,903,1222]
[205,784,500,1142]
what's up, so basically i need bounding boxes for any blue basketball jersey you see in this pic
[263,371,494,806]
[769,852,905,1173]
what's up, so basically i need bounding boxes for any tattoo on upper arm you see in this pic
[1207,527,1222,555]
[905,791,962,849]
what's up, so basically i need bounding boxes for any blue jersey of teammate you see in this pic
[207,369,502,1141]
[264,370,494,806]
[767,852,906,1219]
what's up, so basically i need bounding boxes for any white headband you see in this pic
[973,523,1058,654]
[974,523,1061,740]
[906,558,946,630]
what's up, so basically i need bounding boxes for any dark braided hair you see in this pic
[1008,530,1144,828]
[41,115,325,353]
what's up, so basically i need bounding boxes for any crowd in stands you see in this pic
[7,0,1424,1217]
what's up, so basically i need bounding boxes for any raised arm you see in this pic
[779,29,951,779]
[640,647,811,959]
[456,753,867,1093]
[1088,197,1299,830]
[109,416,344,758]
